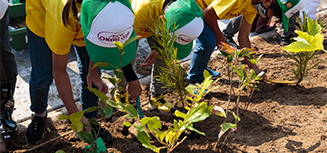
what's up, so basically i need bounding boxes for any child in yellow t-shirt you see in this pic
[25,0,141,145]
[187,0,304,83]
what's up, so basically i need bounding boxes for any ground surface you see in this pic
[6,17,327,153]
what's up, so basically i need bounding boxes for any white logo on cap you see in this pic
[173,17,204,45]
[176,34,192,44]
[86,1,134,48]
[97,27,132,45]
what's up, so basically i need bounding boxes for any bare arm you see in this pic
[203,5,225,46]
[52,53,79,115]
[238,16,251,49]
[52,53,90,130]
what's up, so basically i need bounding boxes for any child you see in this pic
[114,0,210,113]
[25,0,141,145]
[187,0,305,84]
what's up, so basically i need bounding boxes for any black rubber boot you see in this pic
[0,83,17,139]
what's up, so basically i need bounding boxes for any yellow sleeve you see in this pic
[132,0,163,39]
[44,1,82,55]
[211,0,237,19]
[243,10,257,24]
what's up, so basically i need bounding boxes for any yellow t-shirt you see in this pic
[26,0,85,55]
[131,0,164,39]
[195,0,257,24]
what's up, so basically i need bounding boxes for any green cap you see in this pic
[165,0,204,59]
[80,0,136,70]
[277,0,304,32]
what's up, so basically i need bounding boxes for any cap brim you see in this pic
[85,31,137,70]
[282,14,289,32]
[174,41,193,59]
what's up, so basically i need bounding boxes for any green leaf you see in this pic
[124,121,132,127]
[58,114,70,121]
[88,118,99,126]
[307,17,321,36]
[86,87,109,102]
[103,105,113,118]
[221,123,237,133]
[140,117,161,131]
[186,125,205,136]
[174,110,188,119]
[106,100,117,108]
[71,121,83,132]
[250,59,256,64]
[78,131,95,145]
[113,41,123,51]
[83,106,99,113]
[124,114,136,119]
[126,104,138,117]
[93,62,110,69]
[282,30,325,52]
[229,111,241,122]
[136,131,151,148]
[55,150,65,153]
[70,111,84,123]
[186,102,212,124]
[154,129,166,142]
[212,106,226,118]
[123,36,140,47]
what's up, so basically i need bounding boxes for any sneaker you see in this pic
[91,124,113,143]
[205,68,221,80]
[225,36,240,49]
[114,90,129,105]
[25,112,47,145]
[149,94,174,113]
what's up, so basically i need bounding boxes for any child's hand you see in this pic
[141,50,159,67]
[87,68,108,94]
[127,79,142,101]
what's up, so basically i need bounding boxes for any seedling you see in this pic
[215,42,263,148]
[147,15,189,104]
[124,70,217,153]
[58,36,139,153]
[282,12,326,85]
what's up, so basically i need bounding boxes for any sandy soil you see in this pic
[6,17,327,153]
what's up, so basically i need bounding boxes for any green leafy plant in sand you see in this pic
[147,16,189,103]
[282,12,326,85]
[214,42,263,148]
[124,70,216,153]
[58,36,139,153]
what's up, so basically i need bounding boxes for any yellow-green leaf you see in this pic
[113,41,123,51]
[283,30,324,52]
[93,62,110,69]
[58,114,70,121]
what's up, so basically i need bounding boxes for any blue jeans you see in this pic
[27,28,99,118]
[187,22,216,82]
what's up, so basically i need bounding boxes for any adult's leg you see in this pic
[187,21,216,82]
[27,28,53,114]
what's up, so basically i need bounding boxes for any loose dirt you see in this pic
[6,17,327,153]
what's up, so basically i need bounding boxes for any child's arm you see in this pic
[203,5,225,46]
[87,60,108,94]
[122,63,142,100]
